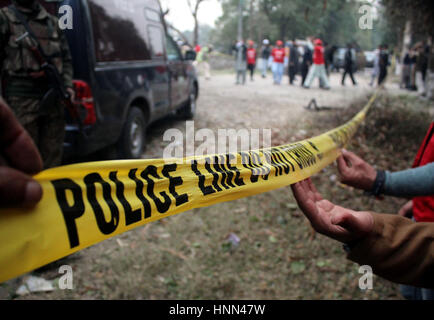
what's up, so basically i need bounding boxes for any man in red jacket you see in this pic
[246,40,257,81]
[271,40,286,85]
[303,39,330,89]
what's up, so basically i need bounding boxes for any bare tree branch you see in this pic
[166,22,192,47]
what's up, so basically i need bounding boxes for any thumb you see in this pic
[331,211,364,234]
[0,167,43,208]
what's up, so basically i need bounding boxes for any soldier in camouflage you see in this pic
[0,0,73,169]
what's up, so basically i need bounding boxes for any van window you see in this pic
[166,36,181,61]
[148,25,165,59]
[89,0,151,62]
[145,8,161,23]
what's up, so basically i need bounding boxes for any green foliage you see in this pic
[212,0,387,51]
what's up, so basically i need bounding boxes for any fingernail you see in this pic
[25,181,43,206]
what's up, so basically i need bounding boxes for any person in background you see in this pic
[370,47,381,87]
[260,39,271,78]
[288,40,299,85]
[415,42,429,96]
[401,47,412,89]
[246,40,257,81]
[196,45,212,80]
[300,44,313,87]
[0,0,74,169]
[326,45,337,74]
[234,40,247,85]
[341,43,357,86]
[378,44,390,86]
[409,47,417,90]
[271,40,286,85]
[303,39,330,90]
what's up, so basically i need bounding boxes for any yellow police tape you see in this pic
[0,92,377,283]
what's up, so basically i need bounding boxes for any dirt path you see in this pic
[144,71,380,159]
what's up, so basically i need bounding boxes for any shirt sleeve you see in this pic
[58,22,73,89]
[347,213,434,288]
[383,162,434,198]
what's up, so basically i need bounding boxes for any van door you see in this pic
[147,25,170,115]
[166,35,189,109]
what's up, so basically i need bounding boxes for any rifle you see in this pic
[11,5,87,139]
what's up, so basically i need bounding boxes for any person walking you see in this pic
[341,44,357,86]
[260,39,271,78]
[197,45,212,80]
[271,40,285,85]
[234,40,247,85]
[378,44,390,86]
[0,0,74,169]
[288,40,299,85]
[303,39,330,89]
[400,48,412,89]
[246,40,257,81]
[300,45,313,87]
[415,43,429,96]
[370,47,381,87]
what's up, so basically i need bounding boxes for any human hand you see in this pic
[398,200,413,218]
[337,149,377,191]
[291,179,374,243]
[67,87,76,103]
[0,97,43,208]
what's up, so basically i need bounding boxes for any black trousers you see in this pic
[342,66,356,85]
[378,68,387,85]
[301,64,309,86]
[247,64,255,79]
[289,64,297,84]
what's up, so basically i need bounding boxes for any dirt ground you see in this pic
[2,70,432,300]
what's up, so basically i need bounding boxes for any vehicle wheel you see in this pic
[180,86,197,120]
[118,106,147,159]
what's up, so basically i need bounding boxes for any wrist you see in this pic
[366,170,386,197]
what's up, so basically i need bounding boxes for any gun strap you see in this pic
[8,4,51,63]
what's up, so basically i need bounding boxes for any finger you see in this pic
[291,181,320,223]
[0,167,43,208]
[291,182,312,212]
[337,155,350,176]
[0,99,43,174]
[330,210,364,234]
[306,178,323,201]
[342,149,363,166]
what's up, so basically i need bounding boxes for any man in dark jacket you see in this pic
[260,39,271,78]
[378,44,390,86]
[300,45,312,87]
[288,40,299,85]
[341,44,357,86]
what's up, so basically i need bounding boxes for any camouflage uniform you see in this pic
[0,0,73,168]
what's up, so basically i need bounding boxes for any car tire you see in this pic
[179,85,197,120]
[118,106,147,159]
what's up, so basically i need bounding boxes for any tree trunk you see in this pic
[193,15,199,46]
[400,20,412,61]
[248,0,254,40]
